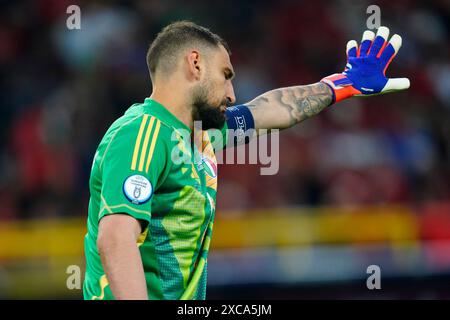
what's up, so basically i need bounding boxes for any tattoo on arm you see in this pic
[247,83,333,130]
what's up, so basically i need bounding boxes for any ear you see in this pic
[186,50,201,80]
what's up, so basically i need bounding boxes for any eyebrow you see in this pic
[224,67,235,80]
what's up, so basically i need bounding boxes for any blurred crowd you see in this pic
[0,0,449,220]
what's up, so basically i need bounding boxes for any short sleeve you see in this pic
[98,115,167,225]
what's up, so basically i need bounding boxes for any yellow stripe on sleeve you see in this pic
[131,115,149,170]
[91,274,109,300]
[137,227,149,247]
[138,117,155,171]
[145,120,161,173]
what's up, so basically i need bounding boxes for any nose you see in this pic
[226,82,236,105]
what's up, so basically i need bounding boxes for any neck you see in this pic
[150,83,193,130]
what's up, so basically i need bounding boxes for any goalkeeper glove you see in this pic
[321,26,410,103]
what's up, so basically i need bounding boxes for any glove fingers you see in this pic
[379,34,402,74]
[382,77,410,92]
[346,40,358,58]
[368,26,390,57]
[358,30,375,57]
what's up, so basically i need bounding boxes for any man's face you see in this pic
[192,45,236,130]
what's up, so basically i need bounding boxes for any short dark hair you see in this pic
[146,21,230,80]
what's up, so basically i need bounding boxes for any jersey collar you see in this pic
[143,98,191,133]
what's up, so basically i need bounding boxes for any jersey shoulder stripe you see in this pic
[130,115,162,173]
[98,107,174,178]
[131,114,150,171]
[138,117,155,171]
[145,119,161,173]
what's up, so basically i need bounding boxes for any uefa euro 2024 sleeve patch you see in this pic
[123,174,153,205]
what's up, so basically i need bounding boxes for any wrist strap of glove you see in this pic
[321,73,362,103]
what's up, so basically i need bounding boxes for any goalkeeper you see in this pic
[83,21,409,300]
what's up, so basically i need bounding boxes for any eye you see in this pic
[223,68,234,80]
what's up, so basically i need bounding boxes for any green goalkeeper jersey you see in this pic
[83,98,226,300]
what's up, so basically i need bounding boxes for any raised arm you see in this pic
[246,82,333,131]
[238,26,410,134]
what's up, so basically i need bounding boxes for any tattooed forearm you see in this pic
[246,82,333,131]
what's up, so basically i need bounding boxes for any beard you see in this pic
[191,84,228,130]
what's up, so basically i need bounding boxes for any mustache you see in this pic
[221,98,232,109]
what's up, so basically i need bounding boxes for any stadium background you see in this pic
[0,0,449,299]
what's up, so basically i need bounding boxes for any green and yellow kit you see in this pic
[83,98,227,300]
